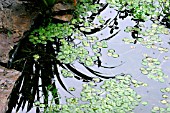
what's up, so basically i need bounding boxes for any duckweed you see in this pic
[33,54,40,61]
[68,87,76,91]
[123,22,169,53]
[140,56,168,83]
[141,101,148,106]
[148,105,170,113]
[107,0,170,21]
[51,74,145,113]
[107,49,119,58]
[29,0,170,113]
[29,23,74,44]
[61,69,74,78]
[162,94,168,99]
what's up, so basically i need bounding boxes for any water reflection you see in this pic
[6,0,170,113]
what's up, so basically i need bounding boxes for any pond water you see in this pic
[6,0,170,113]
[56,4,170,113]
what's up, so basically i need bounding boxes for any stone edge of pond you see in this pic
[0,66,21,113]
[0,0,40,63]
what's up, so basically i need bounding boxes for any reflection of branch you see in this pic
[53,62,74,96]
[65,64,93,81]
[89,3,108,21]
[100,61,125,68]
[84,65,125,79]
[99,30,120,42]
[79,3,109,35]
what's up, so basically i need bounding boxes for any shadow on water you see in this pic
[6,19,61,112]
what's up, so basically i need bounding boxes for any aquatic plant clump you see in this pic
[29,23,74,44]
[151,105,170,113]
[123,22,170,52]
[106,0,170,21]
[74,0,100,17]
[61,69,75,78]
[151,87,170,113]
[140,56,168,83]
[57,39,98,66]
[107,49,119,58]
[46,74,147,113]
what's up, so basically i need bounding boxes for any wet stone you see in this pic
[0,0,40,63]
[0,66,21,113]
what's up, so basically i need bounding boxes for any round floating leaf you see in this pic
[107,52,112,56]
[80,27,86,31]
[95,53,102,57]
[39,36,46,40]
[96,42,102,48]
[102,41,108,48]
[92,44,98,49]
[141,69,148,75]
[131,79,137,84]
[167,107,170,112]
[141,101,148,106]
[33,54,40,61]
[162,94,168,99]
[84,22,90,27]
[165,87,170,92]
[88,81,96,86]
[124,26,133,32]
[158,78,165,83]
[92,49,99,53]
[142,83,148,87]
[99,19,105,24]
[160,88,166,93]
[91,56,98,61]
[137,38,144,42]
[69,87,75,91]
[71,19,77,24]
[160,100,167,104]
[34,101,40,106]
[82,40,90,47]
[85,28,91,32]
[146,45,151,49]
[41,41,47,44]
[92,78,101,83]
[85,60,94,66]
[146,67,152,71]
[151,23,158,28]
[39,104,46,108]
[163,56,169,60]
[141,61,147,66]
[153,106,160,111]
[112,53,119,58]
[108,49,115,53]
